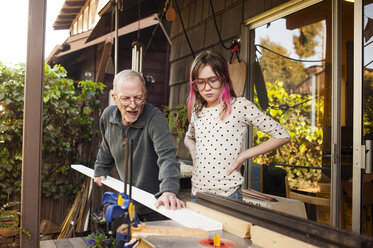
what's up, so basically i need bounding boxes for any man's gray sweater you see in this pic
[94,104,180,198]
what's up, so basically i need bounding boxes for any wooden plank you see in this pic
[251,225,318,248]
[289,191,330,207]
[242,188,278,202]
[130,224,208,238]
[71,164,222,231]
[21,0,45,247]
[40,240,57,248]
[53,239,75,248]
[228,58,247,97]
[186,201,251,238]
[68,237,88,247]
[95,40,112,83]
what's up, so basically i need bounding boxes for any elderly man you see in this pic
[94,69,185,220]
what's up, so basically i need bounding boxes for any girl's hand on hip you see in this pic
[227,153,246,176]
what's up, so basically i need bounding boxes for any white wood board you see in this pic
[71,164,222,231]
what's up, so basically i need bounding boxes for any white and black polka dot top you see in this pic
[186,97,290,197]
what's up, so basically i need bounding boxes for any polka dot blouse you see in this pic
[186,97,290,197]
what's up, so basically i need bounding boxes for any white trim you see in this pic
[245,0,323,29]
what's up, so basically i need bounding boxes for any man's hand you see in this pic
[155,192,185,210]
[94,176,106,187]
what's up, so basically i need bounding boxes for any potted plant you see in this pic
[86,232,115,248]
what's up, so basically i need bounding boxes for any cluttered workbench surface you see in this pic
[133,220,251,248]
[65,165,373,248]
[40,220,251,248]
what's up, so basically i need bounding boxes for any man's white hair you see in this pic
[113,70,147,95]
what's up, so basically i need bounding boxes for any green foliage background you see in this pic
[253,81,323,188]
[0,202,31,239]
[0,62,105,204]
[364,70,373,136]
[164,104,189,143]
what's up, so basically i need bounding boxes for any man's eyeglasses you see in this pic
[192,76,223,91]
[116,95,145,106]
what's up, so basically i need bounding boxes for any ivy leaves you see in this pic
[164,104,188,143]
[0,63,105,204]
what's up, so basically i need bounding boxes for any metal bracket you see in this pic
[354,145,366,169]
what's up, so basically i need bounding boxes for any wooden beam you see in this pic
[56,14,159,57]
[186,202,251,238]
[96,40,113,83]
[64,1,85,7]
[21,0,46,247]
[127,224,208,237]
[60,8,81,13]
[251,225,318,248]
[288,191,330,207]
[55,14,77,19]
[196,192,373,247]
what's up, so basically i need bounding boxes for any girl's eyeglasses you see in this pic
[192,76,223,91]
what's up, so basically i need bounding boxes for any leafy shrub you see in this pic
[253,81,323,188]
[0,63,105,204]
[164,104,189,143]
[0,202,31,240]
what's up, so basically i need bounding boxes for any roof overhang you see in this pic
[48,13,159,60]
[53,0,87,30]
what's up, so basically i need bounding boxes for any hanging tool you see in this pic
[229,40,241,64]
[166,0,177,22]
[227,39,247,97]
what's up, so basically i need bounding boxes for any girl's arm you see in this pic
[184,136,196,165]
[227,137,290,176]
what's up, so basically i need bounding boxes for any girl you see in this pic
[184,51,290,201]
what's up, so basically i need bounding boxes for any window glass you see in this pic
[364,1,373,138]
[248,1,345,226]
[252,5,328,186]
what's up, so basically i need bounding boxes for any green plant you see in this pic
[86,232,115,248]
[164,104,189,143]
[0,202,32,240]
[253,80,323,188]
[0,63,105,204]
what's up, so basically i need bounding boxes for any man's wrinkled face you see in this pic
[113,76,145,126]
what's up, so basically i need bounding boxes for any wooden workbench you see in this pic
[40,237,88,248]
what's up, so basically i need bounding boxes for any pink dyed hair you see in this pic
[187,75,196,123]
[218,78,233,120]
[187,73,235,122]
